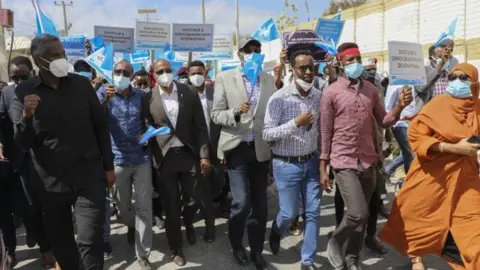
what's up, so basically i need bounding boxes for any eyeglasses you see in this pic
[155,68,173,76]
[242,48,261,54]
[295,65,315,73]
[448,74,470,81]
[113,69,132,77]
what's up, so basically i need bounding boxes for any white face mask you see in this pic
[41,57,69,78]
[295,75,314,92]
[189,74,205,87]
[156,73,174,87]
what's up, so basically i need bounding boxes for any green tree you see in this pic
[323,0,367,16]
[276,0,298,31]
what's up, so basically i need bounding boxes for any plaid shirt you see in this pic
[430,61,450,97]
[243,75,261,142]
[263,84,321,156]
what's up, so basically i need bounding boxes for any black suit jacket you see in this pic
[0,85,27,171]
[204,85,221,160]
[143,82,210,169]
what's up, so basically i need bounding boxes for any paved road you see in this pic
[14,178,450,270]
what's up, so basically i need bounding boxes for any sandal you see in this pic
[411,257,425,270]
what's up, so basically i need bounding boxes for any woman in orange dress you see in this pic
[380,63,480,270]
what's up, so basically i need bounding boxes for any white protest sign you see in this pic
[135,21,171,50]
[388,41,427,85]
[200,34,233,60]
[94,25,134,53]
[172,23,214,52]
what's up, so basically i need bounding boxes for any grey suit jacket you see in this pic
[211,68,276,162]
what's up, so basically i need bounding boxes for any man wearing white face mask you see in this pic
[263,50,322,270]
[142,59,210,267]
[97,60,153,269]
[10,34,115,270]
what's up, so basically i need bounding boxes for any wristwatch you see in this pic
[233,108,239,116]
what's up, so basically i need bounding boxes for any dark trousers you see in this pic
[157,148,199,251]
[40,182,106,270]
[198,159,225,222]
[18,160,51,253]
[226,142,269,253]
[332,167,376,266]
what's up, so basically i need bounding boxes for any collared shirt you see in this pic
[320,77,398,169]
[385,85,416,128]
[198,88,210,135]
[97,86,150,166]
[429,61,450,97]
[263,83,321,156]
[159,83,184,152]
[243,75,261,142]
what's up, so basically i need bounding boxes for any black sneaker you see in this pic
[137,257,152,270]
[127,227,135,246]
[104,242,113,260]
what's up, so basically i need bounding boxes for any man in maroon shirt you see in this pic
[319,42,412,270]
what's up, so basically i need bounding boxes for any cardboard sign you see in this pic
[135,21,171,50]
[171,23,214,52]
[94,25,134,53]
[388,41,427,85]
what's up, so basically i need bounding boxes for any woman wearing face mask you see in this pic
[380,63,480,270]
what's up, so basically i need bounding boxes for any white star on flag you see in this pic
[259,26,269,38]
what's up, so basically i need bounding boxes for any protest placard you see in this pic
[172,23,214,52]
[60,35,86,61]
[94,25,134,53]
[388,41,427,85]
[135,21,171,50]
[200,34,233,60]
[282,30,326,63]
[132,50,150,64]
[315,18,345,44]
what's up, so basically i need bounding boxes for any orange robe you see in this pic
[379,93,480,270]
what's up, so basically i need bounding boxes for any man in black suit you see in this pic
[0,56,55,268]
[10,34,114,270]
[186,61,225,243]
[142,59,210,266]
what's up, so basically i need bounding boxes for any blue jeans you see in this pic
[384,155,404,175]
[392,126,414,174]
[104,191,111,243]
[272,156,322,265]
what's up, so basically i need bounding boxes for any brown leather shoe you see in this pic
[41,251,56,269]
[171,249,186,266]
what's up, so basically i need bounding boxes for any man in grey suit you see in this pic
[142,59,211,267]
[187,61,224,243]
[211,37,276,270]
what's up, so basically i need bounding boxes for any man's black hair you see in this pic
[337,42,359,54]
[290,50,313,67]
[30,34,60,58]
[134,70,149,77]
[428,45,436,58]
[11,55,33,71]
[188,61,205,71]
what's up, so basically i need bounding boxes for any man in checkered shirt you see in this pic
[263,50,322,270]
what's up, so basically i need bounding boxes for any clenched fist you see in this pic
[23,95,41,118]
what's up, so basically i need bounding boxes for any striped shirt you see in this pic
[263,83,321,156]
[243,75,261,142]
[320,77,398,169]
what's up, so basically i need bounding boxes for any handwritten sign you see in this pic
[388,41,427,85]
[135,21,171,50]
[172,23,214,52]
[200,34,233,60]
[94,25,134,53]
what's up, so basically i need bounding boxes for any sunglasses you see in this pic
[448,74,470,81]
[10,74,31,82]
[295,65,315,73]
[113,69,132,77]
[155,68,173,75]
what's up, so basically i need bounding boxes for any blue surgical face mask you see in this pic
[76,71,93,81]
[446,79,472,98]
[113,75,131,90]
[344,63,364,79]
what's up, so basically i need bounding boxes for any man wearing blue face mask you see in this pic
[320,42,413,270]
[97,60,153,269]
[73,59,93,82]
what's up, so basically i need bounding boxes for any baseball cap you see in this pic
[237,37,261,52]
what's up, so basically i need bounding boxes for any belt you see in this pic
[273,152,316,163]
[241,141,255,147]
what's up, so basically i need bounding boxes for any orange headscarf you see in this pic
[414,63,480,143]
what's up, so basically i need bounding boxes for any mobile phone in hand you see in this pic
[467,136,480,144]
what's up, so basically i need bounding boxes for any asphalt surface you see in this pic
[13,177,450,270]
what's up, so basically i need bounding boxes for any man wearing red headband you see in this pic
[319,42,413,270]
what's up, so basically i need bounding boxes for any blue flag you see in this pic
[84,43,114,84]
[100,43,114,70]
[332,12,342,20]
[434,17,458,47]
[251,18,280,43]
[139,126,171,144]
[32,0,58,36]
[89,36,105,53]
[314,39,338,56]
[241,53,265,88]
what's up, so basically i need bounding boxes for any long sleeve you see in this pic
[191,88,210,160]
[384,86,401,112]
[86,81,114,171]
[320,91,334,161]
[11,92,35,150]
[0,91,8,147]
[262,95,297,142]
[408,117,441,160]
[372,90,397,129]
[211,74,238,127]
